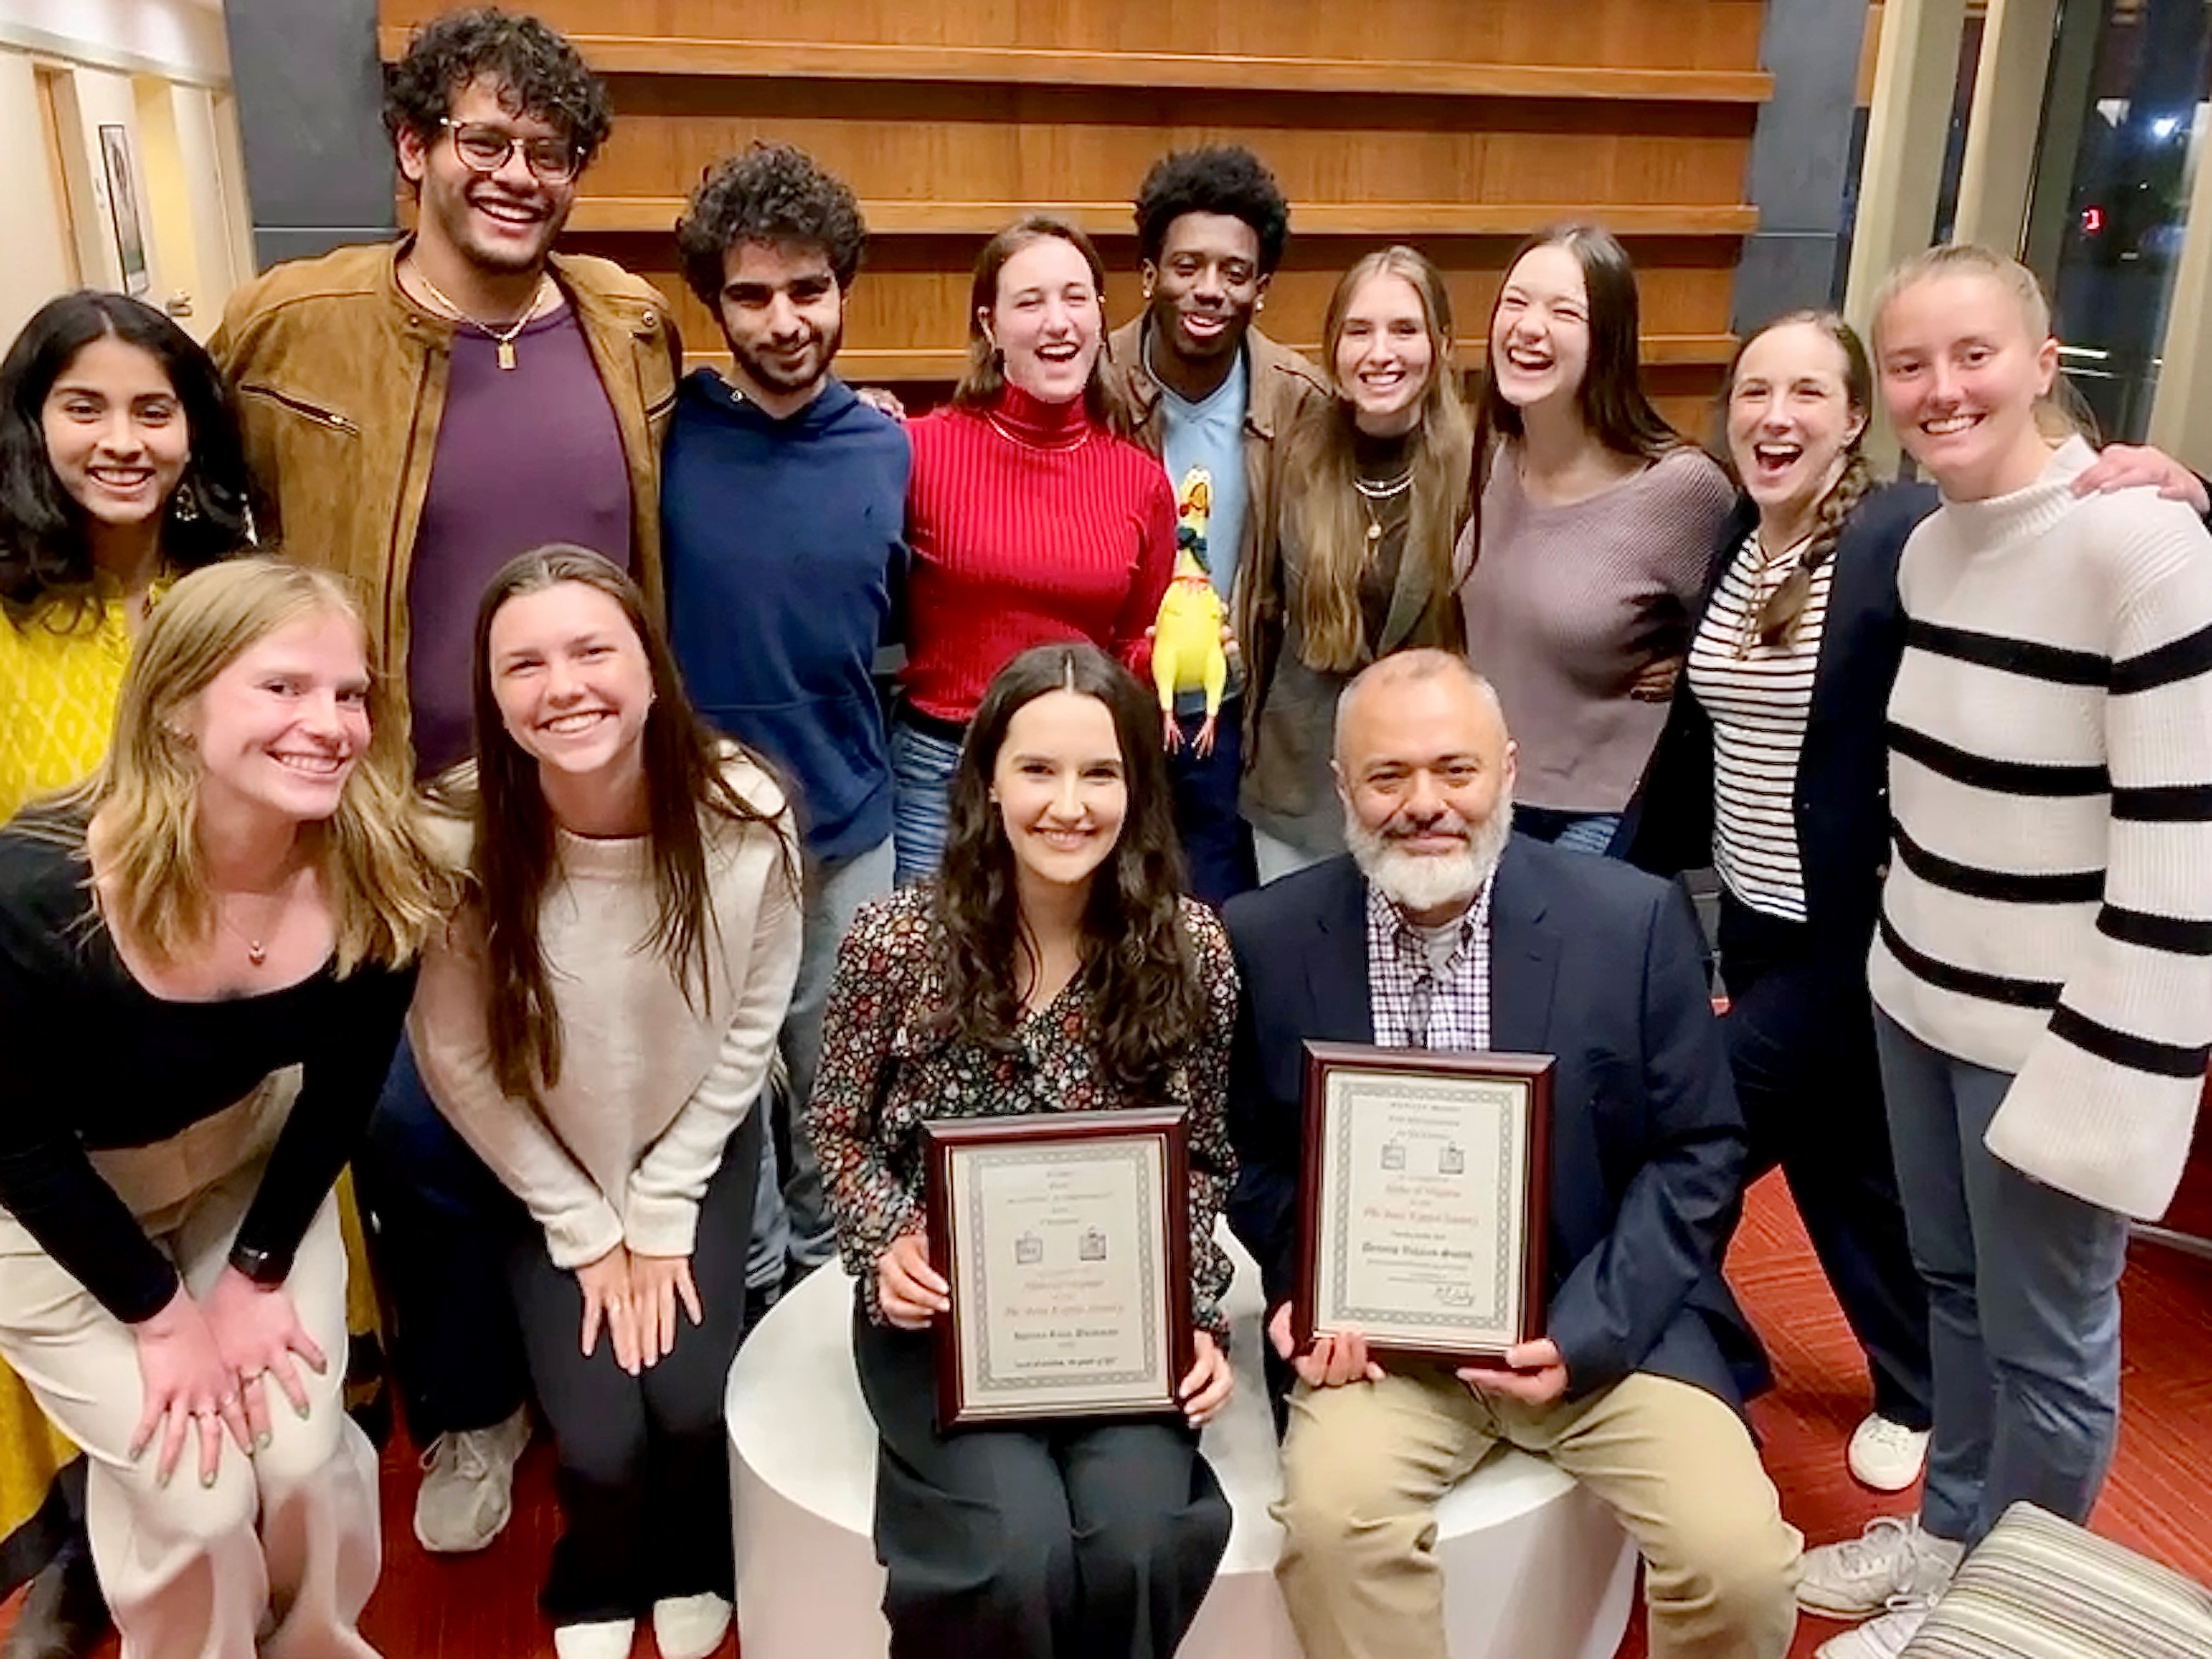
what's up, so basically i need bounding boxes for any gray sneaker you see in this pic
[1797,1515,1962,1618]
[1815,1598,1936,1659]
[413,1407,531,1554]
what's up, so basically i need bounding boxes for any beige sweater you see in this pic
[410,759,803,1266]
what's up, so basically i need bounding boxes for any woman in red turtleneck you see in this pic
[893,215,1177,883]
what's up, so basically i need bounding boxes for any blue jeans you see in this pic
[890,715,963,886]
[1513,806,1623,855]
[747,836,895,1289]
[1165,696,1257,910]
[1874,1009,2129,1544]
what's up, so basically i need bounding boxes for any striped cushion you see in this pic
[1901,1504,2212,1659]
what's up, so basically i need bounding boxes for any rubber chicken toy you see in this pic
[1153,543,1229,755]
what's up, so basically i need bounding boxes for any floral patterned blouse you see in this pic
[808,884,1239,1338]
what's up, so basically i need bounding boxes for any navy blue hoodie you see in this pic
[661,370,910,862]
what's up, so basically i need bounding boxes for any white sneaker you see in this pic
[1797,1515,1961,1618]
[1814,1598,1934,1659]
[411,1407,531,1554]
[552,1617,635,1659]
[1847,1414,1931,1492]
[652,1591,732,1659]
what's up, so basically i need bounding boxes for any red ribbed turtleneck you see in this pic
[901,383,1177,724]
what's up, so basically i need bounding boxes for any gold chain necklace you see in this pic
[409,264,551,370]
[1354,467,1414,544]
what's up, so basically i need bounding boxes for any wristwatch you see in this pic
[228,1242,287,1288]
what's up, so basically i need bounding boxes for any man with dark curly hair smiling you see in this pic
[662,143,910,1319]
[210,5,681,1576]
[1105,146,1327,909]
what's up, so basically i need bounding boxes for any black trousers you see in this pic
[853,1300,1231,1659]
[507,1108,761,1624]
[357,1036,532,1441]
[1719,894,1933,1429]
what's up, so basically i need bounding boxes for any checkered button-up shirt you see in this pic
[1365,880,1494,1052]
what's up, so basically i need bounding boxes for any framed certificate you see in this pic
[1295,1042,1553,1365]
[923,1109,1193,1430]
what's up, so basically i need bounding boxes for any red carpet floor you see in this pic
[8,1170,2209,1657]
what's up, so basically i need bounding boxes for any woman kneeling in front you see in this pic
[0,557,450,1659]
[410,546,802,1659]
[810,642,1238,1659]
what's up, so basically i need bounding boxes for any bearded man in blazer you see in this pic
[1222,647,1801,1659]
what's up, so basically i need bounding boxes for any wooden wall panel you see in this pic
[385,1,1769,77]
[381,0,1769,411]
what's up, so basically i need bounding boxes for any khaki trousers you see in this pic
[0,1075,380,1659]
[1274,1366,1801,1659]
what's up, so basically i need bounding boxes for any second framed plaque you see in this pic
[923,1109,1193,1431]
[1296,1042,1553,1365]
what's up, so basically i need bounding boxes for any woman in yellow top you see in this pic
[0,290,254,1654]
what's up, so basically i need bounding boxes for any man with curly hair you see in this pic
[1106,146,1327,908]
[662,142,910,1310]
[210,6,680,1566]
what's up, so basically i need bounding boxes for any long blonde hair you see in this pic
[71,557,453,972]
[1284,246,1474,672]
[1869,242,2092,442]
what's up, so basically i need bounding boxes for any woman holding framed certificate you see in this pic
[408,547,803,1659]
[810,641,1238,1659]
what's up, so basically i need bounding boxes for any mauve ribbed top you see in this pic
[1459,444,1734,813]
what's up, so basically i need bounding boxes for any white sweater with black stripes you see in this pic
[1871,437,2212,1219]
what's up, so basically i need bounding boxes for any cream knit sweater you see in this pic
[1871,437,2212,1219]
[410,758,803,1267]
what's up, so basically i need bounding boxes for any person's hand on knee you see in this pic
[576,1244,643,1375]
[877,1232,949,1329]
[130,1282,252,1488]
[629,1250,702,1368]
[204,1266,329,1449]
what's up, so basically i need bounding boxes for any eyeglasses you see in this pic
[439,119,582,184]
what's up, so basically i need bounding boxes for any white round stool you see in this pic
[726,1229,1637,1658]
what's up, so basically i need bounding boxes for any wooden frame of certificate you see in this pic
[923,1109,1193,1430]
[1295,1042,1553,1366]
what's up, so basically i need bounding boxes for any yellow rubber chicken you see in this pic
[1153,545,1228,755]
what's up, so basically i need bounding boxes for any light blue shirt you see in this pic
[1154,342,1250,716]
[1154,341,1250,604]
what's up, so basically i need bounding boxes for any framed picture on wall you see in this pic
[98,124,149,296]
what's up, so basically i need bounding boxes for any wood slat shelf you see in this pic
[688,334,1739,382]
[377,30,1772,103]
[575,199,1759,238]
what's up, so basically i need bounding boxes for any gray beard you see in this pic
[1345,789,1514,915]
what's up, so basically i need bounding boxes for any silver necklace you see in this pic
[1354,468,1414,543]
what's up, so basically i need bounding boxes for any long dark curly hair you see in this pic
[0,291,252,620]
[932,644,1205,1094]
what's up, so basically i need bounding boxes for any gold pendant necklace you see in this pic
[1354,467,1414,545]
[411,264,549,370]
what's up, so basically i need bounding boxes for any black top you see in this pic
[0,826,415,1323]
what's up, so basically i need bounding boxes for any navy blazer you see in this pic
[1222,839,1764,1409]
[1624,482,1937,941]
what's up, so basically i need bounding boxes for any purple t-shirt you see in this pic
[405,303,633,774]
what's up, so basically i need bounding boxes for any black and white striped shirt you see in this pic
[1685,529,1835,920]
[1871,437,2212,1220]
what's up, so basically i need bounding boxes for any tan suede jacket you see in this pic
[210,241,681,703]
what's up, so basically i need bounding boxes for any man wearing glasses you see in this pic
[212,5,678,1561]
